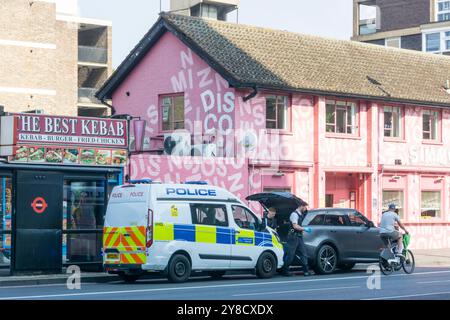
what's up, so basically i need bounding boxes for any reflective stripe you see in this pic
[103,226,147,265]
[195,225,216,243]
[154,223,174,241]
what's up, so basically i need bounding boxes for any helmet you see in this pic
[388,204,396,210]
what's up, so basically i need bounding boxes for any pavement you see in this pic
[0,248,448,288]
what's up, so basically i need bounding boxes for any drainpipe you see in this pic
[100,98,116,116]
[243,87,258,102]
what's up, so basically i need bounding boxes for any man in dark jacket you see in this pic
[262,207,278,230]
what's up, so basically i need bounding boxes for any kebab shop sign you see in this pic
[0,114,128,167]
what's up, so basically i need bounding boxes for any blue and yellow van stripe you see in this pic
[154,223,282,249]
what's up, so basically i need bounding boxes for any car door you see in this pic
[346,210,383,260]
[229,205,265,269]
[189,203,232,269]
[322,212,354,260]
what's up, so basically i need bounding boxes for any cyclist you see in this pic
[380,204,409,258]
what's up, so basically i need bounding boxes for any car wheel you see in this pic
[314,244,338,274]
[256,252,276,279]
[168,254,191,283]
[208,271,226,279]
[338,262,356,271]
[118,273,141,283]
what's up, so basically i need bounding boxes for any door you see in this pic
[346,210,382,260]
[322,212,354,260]
[189,203,231,269]
[13,171,63,273]
[230,205,266,268]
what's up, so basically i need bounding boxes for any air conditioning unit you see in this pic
[163,132,191,156]
[191,144,216,157]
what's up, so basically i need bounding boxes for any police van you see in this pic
[103,180,284,283]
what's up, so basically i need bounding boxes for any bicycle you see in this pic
[379,233,415,275]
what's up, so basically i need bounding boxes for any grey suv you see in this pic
[299,208,384,274]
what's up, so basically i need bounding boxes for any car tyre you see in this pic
[168,254,191,283]
[256,252,276,279]
[314,244,338,275]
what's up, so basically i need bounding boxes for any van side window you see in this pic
[232,206,259,230]
[190,204,228,227]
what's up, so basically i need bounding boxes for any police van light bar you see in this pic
[129,179,153,184]
[184,181,208,185]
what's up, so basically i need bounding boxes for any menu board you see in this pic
[8,145,127,166]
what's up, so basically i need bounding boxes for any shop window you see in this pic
[266,95,289,130]
[421,191,441,219]
[161,94,185,131]
[382,190,404,218]
[384,106,402,138]
[190,203,228,227]
[232,206,259,230]
[326,100,358,134]
[0,177,12,267]
[423,109,440,140]
[63,180,106,264]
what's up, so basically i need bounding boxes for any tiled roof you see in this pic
[98,13,450,106]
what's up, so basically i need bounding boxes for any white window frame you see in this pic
[385,37,401,48]
[436,0,450,22]
[422,27,450,54]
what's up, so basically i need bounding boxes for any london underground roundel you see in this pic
[31,197,48,214]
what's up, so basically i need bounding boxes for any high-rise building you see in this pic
[353,0,450,55]
[169,0,239,21]
[0,0,112,117]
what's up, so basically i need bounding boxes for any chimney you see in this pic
[169,0,239,21]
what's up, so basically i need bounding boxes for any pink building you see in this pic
[97,14,450,250]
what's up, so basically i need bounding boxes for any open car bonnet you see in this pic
[246,192,308,217]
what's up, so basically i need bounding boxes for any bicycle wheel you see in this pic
[402,250,415,274]
[379,256,393,275]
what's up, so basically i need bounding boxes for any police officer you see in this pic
[281,204,311,277]
[262,207,278,230]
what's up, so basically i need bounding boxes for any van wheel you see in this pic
[168,254,191,283]
[314,245,337,275]
[256,252,276,279]
[118,273,140,283]
[208,271,226,279]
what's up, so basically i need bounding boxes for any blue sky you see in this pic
[78,0,353,68]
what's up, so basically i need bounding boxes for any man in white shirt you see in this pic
[380,204,409,256]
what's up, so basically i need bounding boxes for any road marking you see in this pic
[233,286,360,297]
[1,269,450,300]
[0,283,98,290]
[364,291,450,300]
[417,279,450,284]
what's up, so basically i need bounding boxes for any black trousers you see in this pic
[282,235,309,273]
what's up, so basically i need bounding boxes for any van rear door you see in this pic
[103,185,149,266]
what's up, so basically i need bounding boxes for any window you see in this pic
[266,95,289,130]
[426,33,441,52]
[423,109,440,140]
[385,37,401,48]
[232,206,259,230]
[347,211,368,227]
[326,100,358,134]
[445,31,450,50]
[161,95,185,131]
[382,190,405,218]
[384,106,402,138]
[437,1,450,21]
[323,214,346,226]
[190,203,228,227]
[304,214,325,226]
[421,191,441,219]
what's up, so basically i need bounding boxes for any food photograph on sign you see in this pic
[28,147,45,163]
[80,149,96,165]
[112,149,127,166]
[12,146,28,162]
[96,149,112,166]
[45,147,63,163]
[63,148,79,164]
